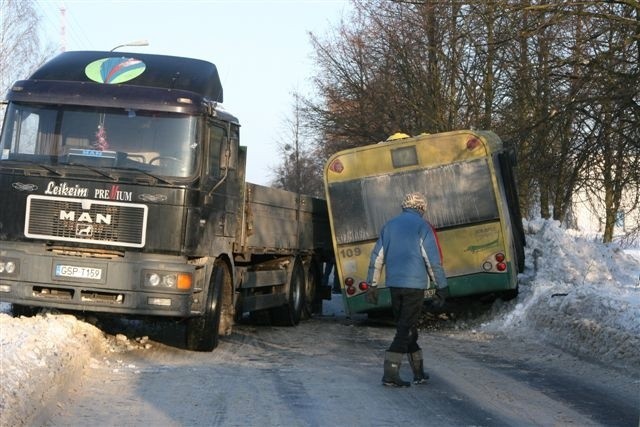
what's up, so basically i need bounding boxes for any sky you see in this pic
[35,0,352,185]
[2,218,639,424]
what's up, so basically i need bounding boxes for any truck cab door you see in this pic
[202,123,243,239]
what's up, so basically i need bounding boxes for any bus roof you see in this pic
[325,130,504,183]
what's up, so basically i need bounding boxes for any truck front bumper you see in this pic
[0,242,204,317]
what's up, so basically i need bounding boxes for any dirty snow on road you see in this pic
[1,218,639,426]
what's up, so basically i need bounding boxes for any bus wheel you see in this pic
[185,260,229,351]
[501,285,519,301]
[271,258,304,326]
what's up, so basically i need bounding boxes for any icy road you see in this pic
[28,301,637,427]
[2,219,640,426]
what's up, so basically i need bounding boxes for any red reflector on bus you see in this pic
[346,287,356,295]
[466,138,481,150]
[358,281,369,291]
[345,277,354,287]
[329,159,344,173]
[497,262,507,271]
[495,253,505,262]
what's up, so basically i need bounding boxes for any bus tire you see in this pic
[271,258,304,326]
[501,285,519,301]
[185,260,228,351]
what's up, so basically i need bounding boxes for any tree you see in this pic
[271,93,325,198]
[300,0,639,243]
[0,0,54,121]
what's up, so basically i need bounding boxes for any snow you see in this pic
[1,218,639,426]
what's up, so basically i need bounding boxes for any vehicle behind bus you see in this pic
[324,130,525,315]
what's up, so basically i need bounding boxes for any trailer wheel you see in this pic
[185,260,229,351]
[271,258,304,326]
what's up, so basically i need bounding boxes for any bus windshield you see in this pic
[327,158,499,244]
[0,103,200,178]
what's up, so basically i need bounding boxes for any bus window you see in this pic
[328,158,499,245]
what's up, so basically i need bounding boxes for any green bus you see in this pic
[324,130,525,315]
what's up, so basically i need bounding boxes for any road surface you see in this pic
[36,298,639,427]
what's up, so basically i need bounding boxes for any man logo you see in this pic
[76,224,93,237]
[59,210,112,225]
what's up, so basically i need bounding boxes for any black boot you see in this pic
[408,350,429,384]
[382,351,411,387]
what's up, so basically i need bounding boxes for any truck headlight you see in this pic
[146,273,161,287]
[0,259,19,275]
[143,270,192,290]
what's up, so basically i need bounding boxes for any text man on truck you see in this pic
[0,51,332,351]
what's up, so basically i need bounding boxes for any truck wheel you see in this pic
[11,304,39,317]
[271,258,304,326]
[302,260,320,320]
[185,260,228,351]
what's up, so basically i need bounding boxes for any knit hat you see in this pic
[401,192,427,214]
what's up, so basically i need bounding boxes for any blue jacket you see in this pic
[367,208,447,290]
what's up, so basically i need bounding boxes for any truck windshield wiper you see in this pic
[35,163,64,176]
[67,163,118,181]
[115,166,173,184]
[4,159,64,176]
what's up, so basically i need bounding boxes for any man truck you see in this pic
[0,51,332,351]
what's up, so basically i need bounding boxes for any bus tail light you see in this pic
[482,252,508,273]
[466,137,481,150]
[345,277,357,295]
[358,281,369,291]
[329,159,344,173]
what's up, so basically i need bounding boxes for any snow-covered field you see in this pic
[1,218,639,426]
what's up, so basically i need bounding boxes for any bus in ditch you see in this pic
[323,130,525,315]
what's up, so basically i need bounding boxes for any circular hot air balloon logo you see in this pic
[85,57,146,84]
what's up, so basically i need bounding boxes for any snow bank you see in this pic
[483,219,640,368]
[0,313,107,426]
[1,219,639,425]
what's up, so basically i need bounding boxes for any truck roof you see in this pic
[29,50,224,103]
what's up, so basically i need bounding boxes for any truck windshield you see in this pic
[0,103,200,178]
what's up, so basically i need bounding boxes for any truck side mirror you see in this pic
[221,137,237,171]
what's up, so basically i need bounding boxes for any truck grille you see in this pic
[25,195,148,248]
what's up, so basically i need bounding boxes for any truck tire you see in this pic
[271,258,304,326]
[302,259,321,320]
[185,260,228,351]
[11,304,39,317]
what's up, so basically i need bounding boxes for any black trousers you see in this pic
[388,287,424,354]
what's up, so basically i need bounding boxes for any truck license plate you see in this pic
[55,264,103,280]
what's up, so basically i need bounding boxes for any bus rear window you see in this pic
[328,158,499,244]
[391,146,418,168]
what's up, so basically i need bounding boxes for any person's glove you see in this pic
[364,283,378,305]
[432,286,450,308]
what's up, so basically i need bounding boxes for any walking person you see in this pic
[365,192,449,387]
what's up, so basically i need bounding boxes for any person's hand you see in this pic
[364,283,378,304]
[432,286,450,308]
